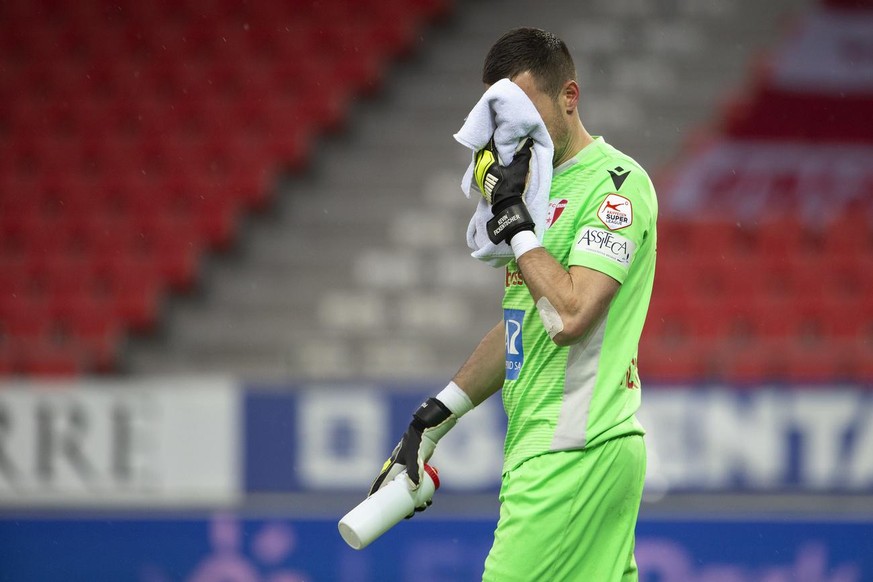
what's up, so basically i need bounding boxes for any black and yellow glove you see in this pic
[368,397,457,516]
[473,137,535,244]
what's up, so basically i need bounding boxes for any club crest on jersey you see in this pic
[597,193,633,231]
[545,199,569,229]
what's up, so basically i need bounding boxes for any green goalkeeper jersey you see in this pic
[501,136,657,473]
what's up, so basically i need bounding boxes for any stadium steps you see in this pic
[126,0,810,379]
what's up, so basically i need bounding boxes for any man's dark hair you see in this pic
[482,28,576,98]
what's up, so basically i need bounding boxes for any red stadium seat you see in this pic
[822,223,873,257]
[638,336,716,382]
[827,255,873,301]
[129,214,204,292]
[778,339,855,383]
[18,340,83,376]
[0,342,14,375]
[157,175,242,248]
[643,295,692,345]
[31,254,96,298]
[748,220,816,261]
[716,342,778,384]
[0,294,53,340]
[725,86,873,143]
[48,292,123,372]
[94,257,163,333]
[682,220,754,260]
[0,256,30,296]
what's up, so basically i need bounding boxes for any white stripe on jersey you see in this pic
[549,315,608,451]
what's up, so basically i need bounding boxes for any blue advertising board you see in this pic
[1,515,870,581]
[2,380,871,501]
[244,383,512,494]
[244,384,873,494]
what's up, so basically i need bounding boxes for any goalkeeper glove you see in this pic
[473,137,535,244]
[369,383,473,512]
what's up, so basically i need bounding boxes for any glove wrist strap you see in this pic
[416,383,473,454]
[487,202,535,244]
[412,398,452,429]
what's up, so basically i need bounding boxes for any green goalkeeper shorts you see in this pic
[482,435,646,582]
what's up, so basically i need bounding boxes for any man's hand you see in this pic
[473,138,535,244]
[369,397,456,500]
[368,383,473,517]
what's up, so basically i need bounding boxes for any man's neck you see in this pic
[553,123,594,168]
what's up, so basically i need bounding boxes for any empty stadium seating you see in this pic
[643,0,873,382]
[0,0,448,375]
[8,0,864,384]
[122,0,821,381]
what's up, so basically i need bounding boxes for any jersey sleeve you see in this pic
[567,169,655,284]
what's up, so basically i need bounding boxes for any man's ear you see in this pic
[562,80,580,115]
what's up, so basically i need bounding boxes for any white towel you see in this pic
[453,78,554,267]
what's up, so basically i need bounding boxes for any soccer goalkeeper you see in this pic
[369,28,657,581]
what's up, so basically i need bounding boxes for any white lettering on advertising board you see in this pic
[292,387,873,492]
[297,389,388,488]
[0,378,239,506]
[640,388,873,491]
[296,390,505,490]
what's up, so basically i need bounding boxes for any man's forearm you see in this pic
[452,321,506,406]
[516,244,618,346]
[516,247,576,310]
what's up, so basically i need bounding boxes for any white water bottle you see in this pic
[338,464,440,550]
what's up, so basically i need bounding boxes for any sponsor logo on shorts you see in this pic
[597,193,633,230]
[504,309,525,381]
[575,227,635,266]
